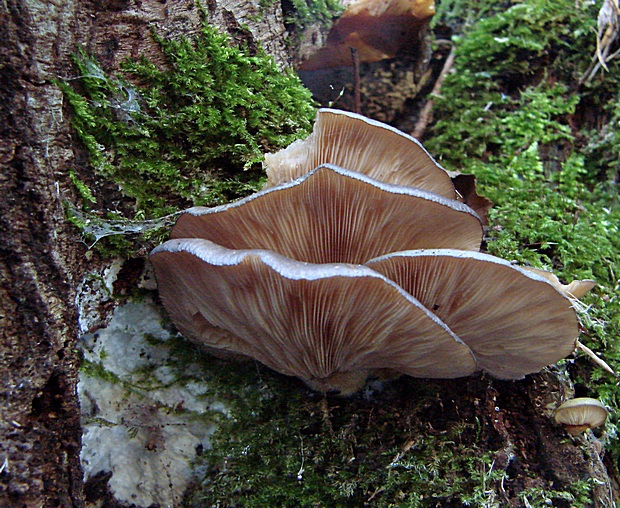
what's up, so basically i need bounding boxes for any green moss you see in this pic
[160,336,596,507]
[451,0,575,78]
[80,358,122,385]
[162,337,498,507]
[518,479,599,508]
[60,10,315,255]
[428,0,620,479]
[68,169,97,206]
[283,0,344,28]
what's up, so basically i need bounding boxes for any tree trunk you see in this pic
[0,1,85,506]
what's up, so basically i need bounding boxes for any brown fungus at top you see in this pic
[297,0,436,71]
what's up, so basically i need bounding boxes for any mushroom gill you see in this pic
[150,239,477,394]
[366,249,580,378]
[150,109,596,394]
[172,164,482,265]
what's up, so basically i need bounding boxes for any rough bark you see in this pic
[0,1,85,506]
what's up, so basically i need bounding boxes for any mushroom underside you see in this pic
[150,240,582,390]
[171,164,482,265]
[264,109,456,198]
[150,239,479,392]
[554,397,608,434]
[366,249,580,378]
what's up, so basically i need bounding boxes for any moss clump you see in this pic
[60,12,315,253]
[171,335,504,507]
[167,335,596,507]
[426,0,620,478]
[282,0,344,28]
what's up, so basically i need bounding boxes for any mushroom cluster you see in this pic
[151,109,595,394]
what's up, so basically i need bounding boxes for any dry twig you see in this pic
[412,40,456,139]
[580,0,620,84]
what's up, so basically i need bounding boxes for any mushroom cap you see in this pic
[172,164,482,265]
[554,397,608,432]
[298,0,435,70]
[149,238,478,392]
[366,249,580,378]
[522,267,596,300]
[264,109,456,199]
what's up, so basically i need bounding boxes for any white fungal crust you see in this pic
[264,108,456,198]
[171,164,482,265]
[366,249,580,378]
[150,239,478,391]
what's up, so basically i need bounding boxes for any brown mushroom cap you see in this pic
[150,239,478,393]
[554,397,608,434]
[264,109,456,199]
[298,0,435,70]
[366,249,580,378]
[172,164,482,265]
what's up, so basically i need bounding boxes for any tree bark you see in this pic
[0,1,85,506]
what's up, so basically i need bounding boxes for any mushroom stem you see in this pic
[565,424,592,436]
[305,370,369,395]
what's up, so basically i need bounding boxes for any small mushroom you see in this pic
[522,267,596,299]
[554,397,608,435]
[264,109,456,199]
[150,238,478,394]
[172,164,482,265]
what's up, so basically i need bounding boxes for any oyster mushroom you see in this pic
[264,109,456,198]
[172,164,482,265]
[554,398,608,435]
[149,107,599,394]
[366,249,581,378]
[150,238,478,394]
